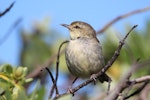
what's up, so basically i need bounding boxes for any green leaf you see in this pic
[0,64,13,73]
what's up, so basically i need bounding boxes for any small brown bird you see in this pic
[62,21,108,82]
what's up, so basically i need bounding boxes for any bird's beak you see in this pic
[61,24,70,30]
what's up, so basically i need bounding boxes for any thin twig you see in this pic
[44,67,55,84]
[97,6,150,34]
[0,2,15,17]
[54,25,137,99]
[51,40,69,97]
[0,18,22,45]
[124,81,149,100]
[130,75,150,84]
[102,25,138,72]
[44,67,59,98]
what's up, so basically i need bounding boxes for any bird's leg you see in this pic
[106,77,112,95]
[98,73,112,95]
[90,74,97,85]
[67,77,78,96]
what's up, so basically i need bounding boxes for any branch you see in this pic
[97,6,150,34]
[0,2,15,17]
[51,40,69,97]
[131,75,150,84]
[54,25,138,99]
[44,67,59,98]
[124,81,149,100]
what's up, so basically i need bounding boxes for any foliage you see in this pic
[0,64,46,100]
[0,64,30,100]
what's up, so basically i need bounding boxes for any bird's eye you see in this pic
[74,25,80,29]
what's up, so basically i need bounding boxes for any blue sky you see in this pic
[0,0,150,65]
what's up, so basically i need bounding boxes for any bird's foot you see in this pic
[67,86,74,96]
[90,74,97,85]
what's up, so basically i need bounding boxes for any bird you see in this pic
[61,21,110,83]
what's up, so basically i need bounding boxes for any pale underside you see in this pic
[65,37,105,78]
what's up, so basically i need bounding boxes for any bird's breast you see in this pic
[65,38,104,77]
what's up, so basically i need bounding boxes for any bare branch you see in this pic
[0,2,15,17]
[97,6,150,34]
[51,40,69,97]
[102,25,137,72]
[43,67,59,98]
[131,75,150,84]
